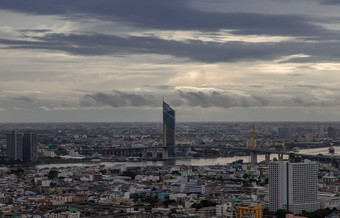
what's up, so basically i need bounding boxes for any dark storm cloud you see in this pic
[177,91,340,108]
[0,0,332,37]
[296,84,323,89]
[7,96,37,103]
[80,91,159,107]
[319,0,340,4]
[178,91,238,108]
[177,91,266,108]
[287,73,304,77]
[145,85,174,90]
[271,0,340,5]
[296,84,340,92]
[0,34,285,62]
[19,29,51,33]
[2,33,340,63]
[79,90,340,109]
[278,56,319,63]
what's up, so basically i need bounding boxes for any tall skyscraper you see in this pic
[23,132,37,162]
[163,101,175,156]
[6,131,23,161]
[6,131,37,162]
[278,127,291,140]
[269,160,319,214]
[328,127,336,138]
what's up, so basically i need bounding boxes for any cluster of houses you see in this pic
[0,161,339,217]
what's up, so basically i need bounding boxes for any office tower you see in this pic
[319,125,324,136]
[278,127,290,140]
[163,101,175,156]
[269,160,319,214]
[328,127,336,138]
[6,132,23,161]
[23,132,37,162]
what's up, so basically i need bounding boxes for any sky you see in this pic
[1,0,340,122]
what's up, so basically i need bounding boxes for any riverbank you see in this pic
[1,145,338,169]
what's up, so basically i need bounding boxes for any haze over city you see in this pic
[1,0,340,122]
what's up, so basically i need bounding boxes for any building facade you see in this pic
[163,101,175,156]
[170,182,205,194]
[278,127,291,140]
[216,202,238,218]
[6,131,37,162]
[238,205,262,218]
[6,132,23,161]
[269,160,319,214]
[23,132,37,162]
[328,127,336,138]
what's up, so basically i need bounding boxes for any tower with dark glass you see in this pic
[163,101,175,156]
[6,131,23,161]
[23,132,37,162]
[6,131,37,162]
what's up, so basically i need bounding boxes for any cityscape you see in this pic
[1,101,340,217]
[2,0,340,218]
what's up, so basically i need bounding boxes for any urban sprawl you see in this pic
[1,104,340,217]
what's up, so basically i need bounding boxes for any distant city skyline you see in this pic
[1,1,340,122]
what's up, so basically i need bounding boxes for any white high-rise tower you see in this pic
[269,160,319,214]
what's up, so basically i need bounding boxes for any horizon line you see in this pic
[0,121,340,124]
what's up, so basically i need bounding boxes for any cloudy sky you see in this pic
[1,0,340,122]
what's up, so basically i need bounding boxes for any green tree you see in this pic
[163,199,176,207]
[145,197,158,207]
[301,208,334,218]
[191,200,217,210]
[10,168,25,176]
[191,202,203,209]
[275,209,291,218]
[48,170,58,180]
[121,170,137,179]
[264,178,269,184]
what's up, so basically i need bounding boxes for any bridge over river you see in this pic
[79,145,340,166]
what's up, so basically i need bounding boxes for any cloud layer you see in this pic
[75,90,340,109]
[0,0,331,37]
[2,32,340,63]
[80,91,158,107]
[1,0,340,121]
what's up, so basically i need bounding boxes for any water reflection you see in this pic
[34,146,340,169]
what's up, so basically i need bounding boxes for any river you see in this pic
[32,146,339,169]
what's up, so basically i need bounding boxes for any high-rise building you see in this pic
[269,160,319,214]
[6,131,23,161]
[6,131,37,162]
[23,132,37,162]
[163,101,175,156]
[278,127,291,140]
[328,127,336,138]
[319,124,325,136]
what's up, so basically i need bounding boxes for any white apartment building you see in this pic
[269,160,320,214]
[216,202,237,218]
[170,182,205,194]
